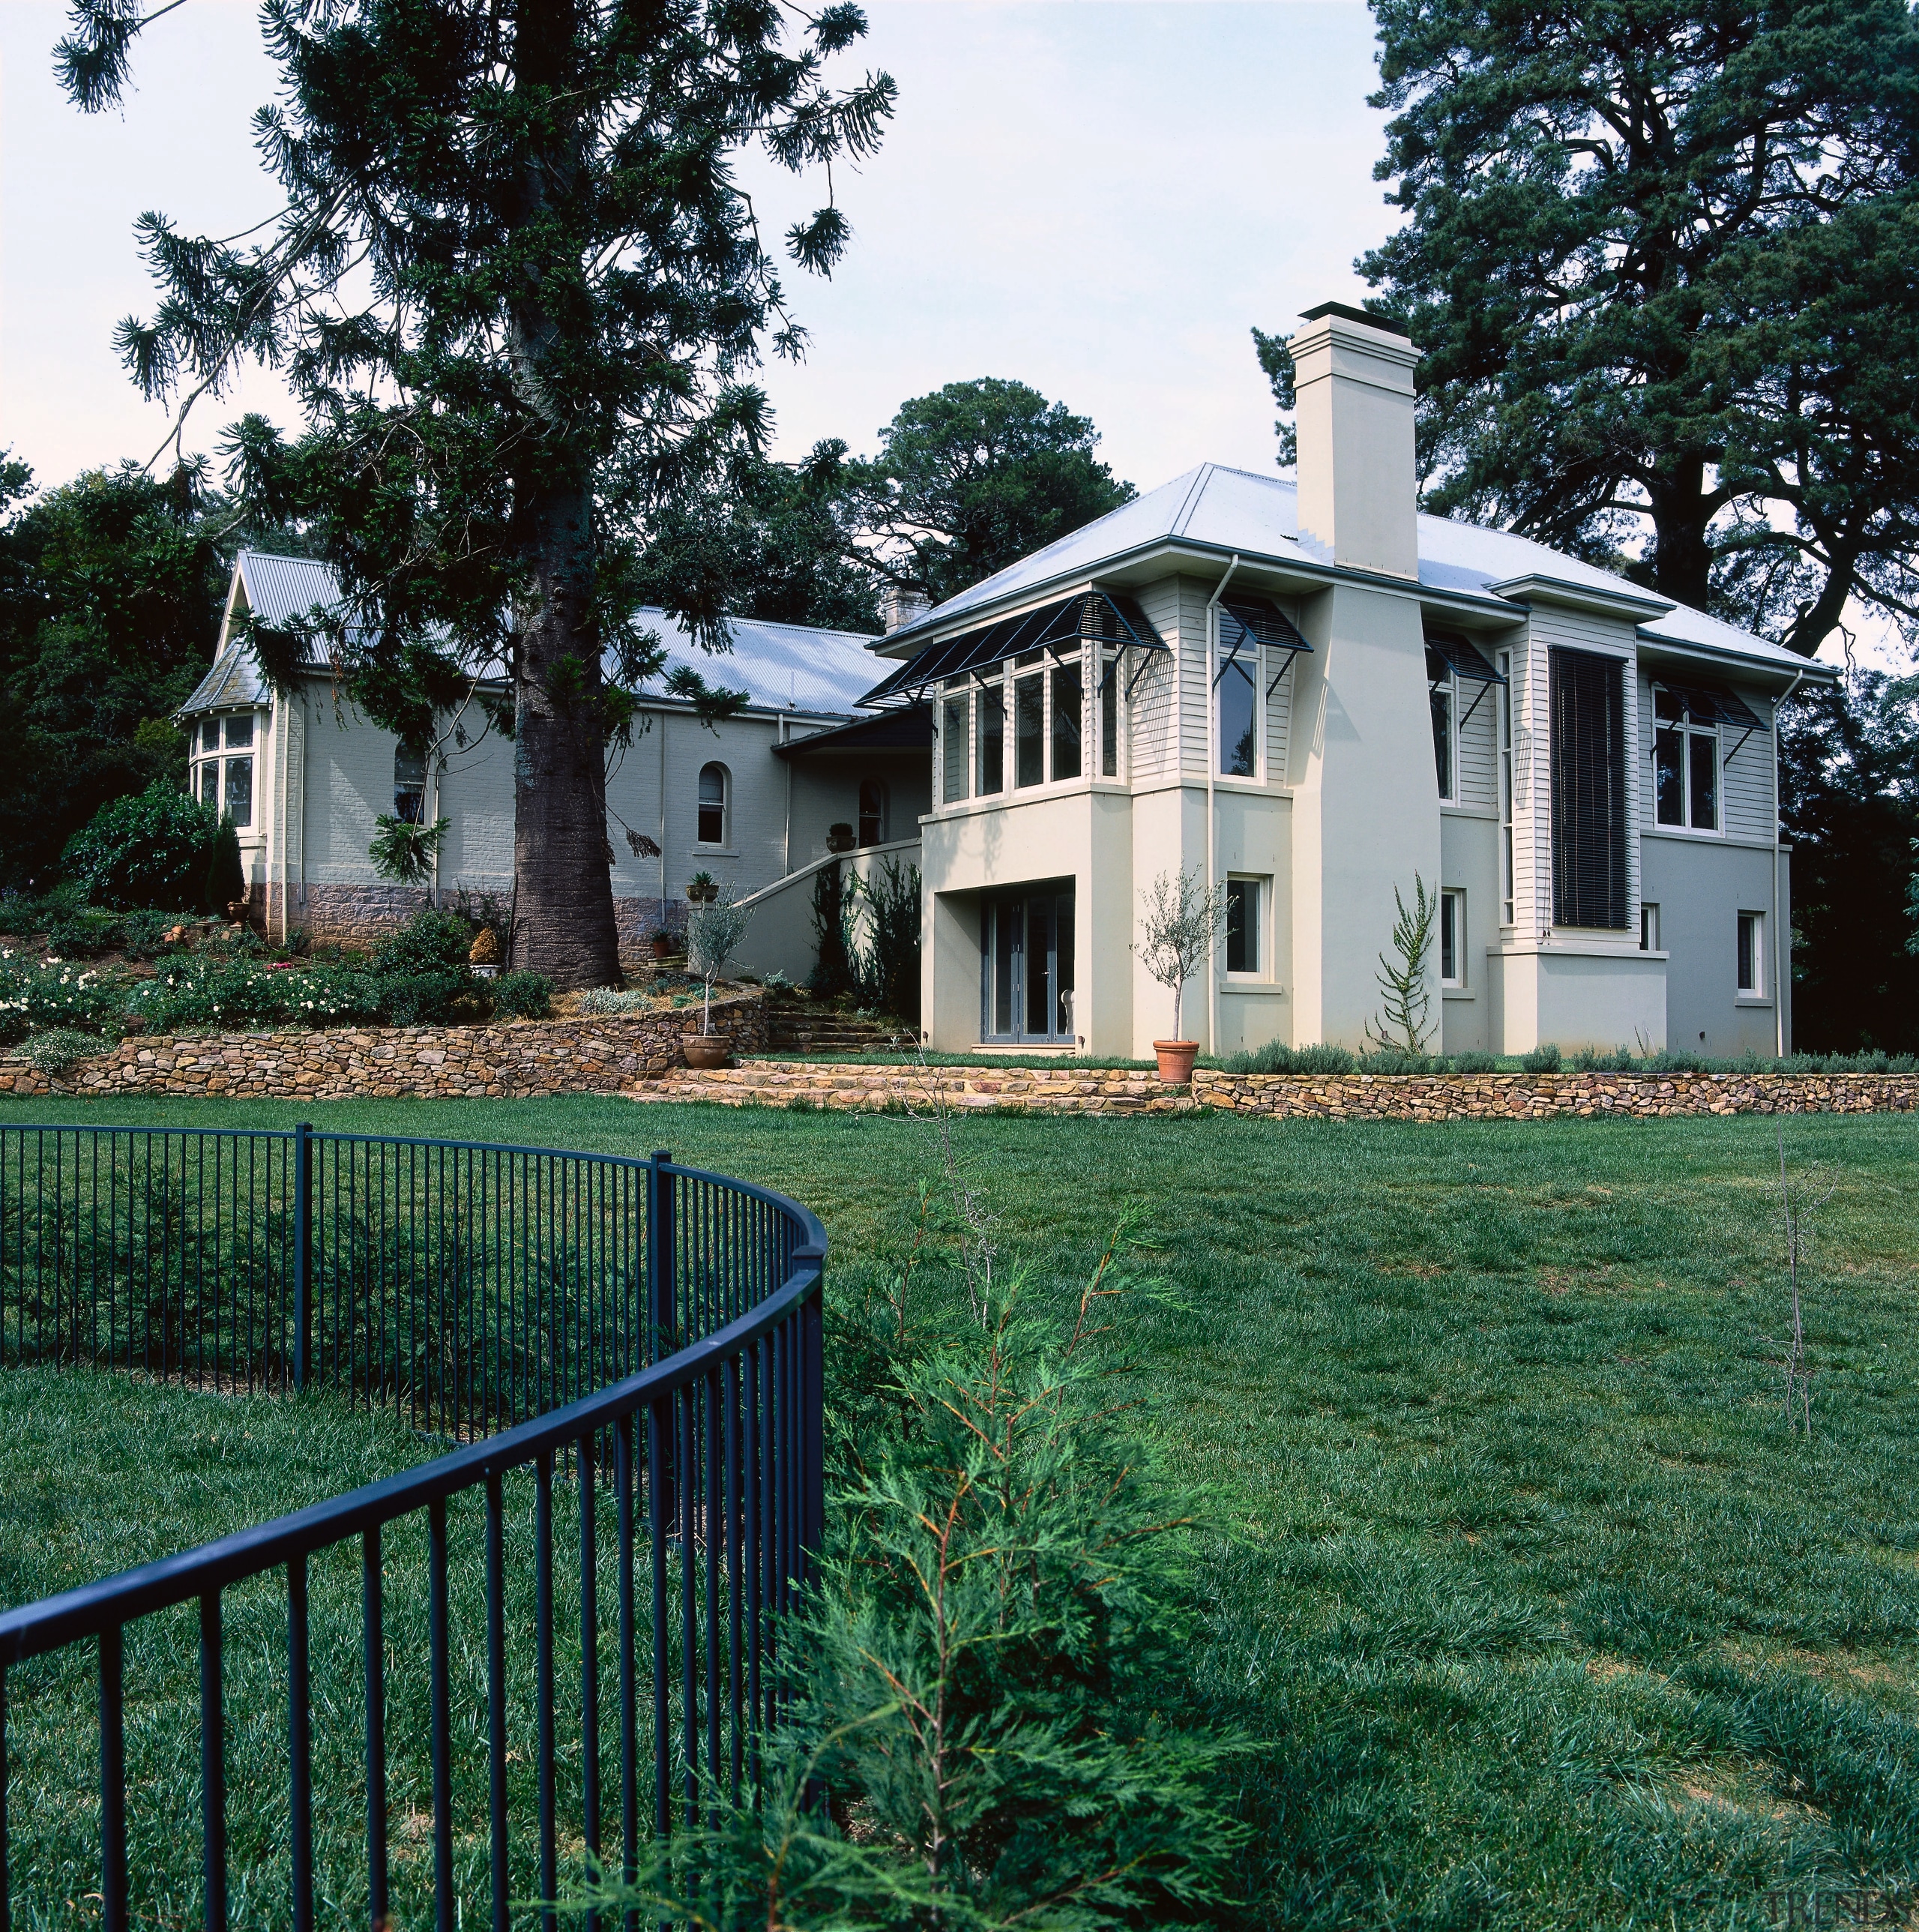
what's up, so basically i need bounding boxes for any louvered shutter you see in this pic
[1549,648,1627,929]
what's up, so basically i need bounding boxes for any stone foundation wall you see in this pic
[0,996,765,1101]
[257,884,695,969]
[632,1059,1919,1119]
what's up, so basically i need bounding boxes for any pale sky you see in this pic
[0,0,1388,493]
[0,1,1894,670]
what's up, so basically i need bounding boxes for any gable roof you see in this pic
[880,464,1828,684]
[180,552,883,720]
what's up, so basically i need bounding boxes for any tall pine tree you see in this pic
[1261,0,1919,659]
[56,0,894,985]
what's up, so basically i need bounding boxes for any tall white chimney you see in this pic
[1287,301,1421,582]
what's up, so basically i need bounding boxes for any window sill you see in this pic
[1735,994,1774,1009]
[692,846,736,858]
[1441,985,1474,1000]
[1647,823,1724,841]
[1220,978,1283,995]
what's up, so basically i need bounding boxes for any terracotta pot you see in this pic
[682,1034,732,1070]
[1153,1039,1200,1086]
[651,936,675,961]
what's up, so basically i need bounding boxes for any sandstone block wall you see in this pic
[0,996,765,1101]
[632,1059,1919,1120]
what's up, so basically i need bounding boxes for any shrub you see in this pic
[576,987,653,1014]
[0,954,120,1041]
[369,907,475,979]
[118,909,179,962]
[62,781,239,912]
[1357,1046,1437,1074]
[45,909,124,959]
[1453,1050,1498,1073]
[122,958,385,1034]
[1220,1039,1358,1075]
[377,972,468,1026]
[490,970,552,1019]
[1521,1041,1563,1073]
[584,1227,1246,1931]
[24,1029,100,1077]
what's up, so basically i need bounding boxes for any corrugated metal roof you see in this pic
[882,463,1820,681]
[178,552,882,720]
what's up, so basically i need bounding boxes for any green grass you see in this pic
[2,1095,1917,1928]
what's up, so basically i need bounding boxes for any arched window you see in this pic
[858,779,886,847]
[394,743,428,824]
[696,762,729,845]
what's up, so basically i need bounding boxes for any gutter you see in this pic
[873,535,1526,660]
[1204,556,1242,1053]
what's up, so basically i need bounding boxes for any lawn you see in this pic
[2,1093,1916,1929]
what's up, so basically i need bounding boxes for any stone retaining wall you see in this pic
[0,996,765,1101]
[630,1059,1919,1119]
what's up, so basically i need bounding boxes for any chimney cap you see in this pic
[1297,300,1410,339]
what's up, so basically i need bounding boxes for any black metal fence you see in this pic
[0,1125,825,1931]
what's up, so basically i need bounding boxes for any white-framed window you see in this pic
[976,676,1005,795]
[1654,688,1720,831]
[1737,911,1763,995]
[394,742,427,824]
[1224,875,1265,975]
[1430,665,1457,801]
[1050,654,1082,781]
[1217,629,1259,778]
[1013,653,1046,788]
[941,686,970,804]
[1497,649,1515,923]
[858,779,887,847]
[1439,888,1465,987]
[696,762,729,846]
[189,711,258,829]
[1641,902,1661,952]
[1100,647,1121,777]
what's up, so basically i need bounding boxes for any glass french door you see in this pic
[981,886,1076,1043]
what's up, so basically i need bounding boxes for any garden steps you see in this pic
[764,1011,913,1053]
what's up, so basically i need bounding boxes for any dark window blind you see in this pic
[1549,647,1628,929]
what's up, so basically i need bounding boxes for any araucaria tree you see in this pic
[1274,0,1919,657]
[55,0,894,986]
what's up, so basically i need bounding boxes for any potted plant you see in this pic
[682,884,753,1068]
[1133,867,1226,1085]
[825,822,856,854]
[685,870,718,905]
[649,927,677,961]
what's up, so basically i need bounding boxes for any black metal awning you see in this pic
[1655,682,1764,731]
[858,588,1167,708]
[1217,595,1313,699]
[1426,633,1506,684]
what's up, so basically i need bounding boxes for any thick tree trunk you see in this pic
[1645,455,1715,616]
[511,482,623,989]
[503,0,620,990]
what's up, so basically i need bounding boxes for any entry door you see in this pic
[981,887,1076,1043]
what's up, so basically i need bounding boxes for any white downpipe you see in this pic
[657,708,669,921]
[1204,556,1241,1051]
[1771,665,1805,1056]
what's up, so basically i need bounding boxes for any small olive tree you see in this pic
[684,886,753,1036]
[1134,868,1227,1042]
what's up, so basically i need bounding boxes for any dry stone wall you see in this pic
[633,1059,1919,1120]
[0,996,765,1101]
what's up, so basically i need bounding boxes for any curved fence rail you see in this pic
[0,1124,825,1932]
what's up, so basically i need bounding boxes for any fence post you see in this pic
[645,1151,675,1360]
[292,1122,313,1391]
[795,1242,826,1580]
